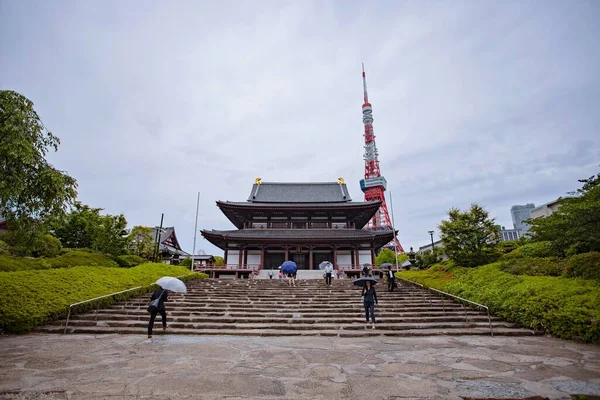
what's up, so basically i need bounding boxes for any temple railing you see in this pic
[244,222,355,229]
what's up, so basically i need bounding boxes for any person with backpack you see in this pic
[147,287,169,338]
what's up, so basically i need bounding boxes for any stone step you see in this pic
[39,325,536,337]
[52,320,521,332]
[39,278,534,338]
[62,313,501,323]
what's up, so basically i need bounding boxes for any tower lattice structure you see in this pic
[359,64,404,253]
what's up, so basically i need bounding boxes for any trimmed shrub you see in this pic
[497,240,520,255]
[0,255,52,272]
[47,250,118,268]
[0,240,10,256]
[398,263,600,343]
[499,257,566,277]
[39,234,62,258]
[501,241,559,259]
[116,254,145,268]
[0,263,209,332]
[564,252,600,281]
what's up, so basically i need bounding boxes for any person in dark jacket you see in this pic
[361,280,378,329]
[148,288,169,338]
[387,266,396,292]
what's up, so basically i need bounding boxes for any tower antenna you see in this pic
[359,64,404,252]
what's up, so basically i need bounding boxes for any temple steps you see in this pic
[36,278,537,337]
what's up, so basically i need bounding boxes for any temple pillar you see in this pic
[371,247,376,266]
[309,246,314,270]
[224,246,228,265]
[333,246,338,270]
[284,246,289,261]
[238,246,243,267]
[260,246,265,270]
[355,246,360,267]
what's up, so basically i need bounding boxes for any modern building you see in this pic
[418,240,443,254]
[201,180,395,277]
[530,198,564,219]
[511,203,535,232]
[498,226,521,242]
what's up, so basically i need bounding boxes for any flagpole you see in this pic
[389,191,399,272]
[191,192,200,271]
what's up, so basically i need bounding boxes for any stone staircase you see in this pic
[38,279,537,337]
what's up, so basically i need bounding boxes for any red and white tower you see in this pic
[359,64,404,252]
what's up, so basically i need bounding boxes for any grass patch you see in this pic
[0,263,208,332]
[397,262,600,343]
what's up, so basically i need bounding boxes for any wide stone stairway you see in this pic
[39,278,537,337]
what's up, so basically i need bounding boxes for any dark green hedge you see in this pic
[0,263,209,332]
[115,254,145,268]
[0,250,118,272]
[398,263,600,343]
[500,241,559,259]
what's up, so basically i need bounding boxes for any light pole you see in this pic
[428,230,435,260]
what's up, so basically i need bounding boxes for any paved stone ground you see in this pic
[0,333,599,400]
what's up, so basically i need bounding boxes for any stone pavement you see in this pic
[0,333,599,400]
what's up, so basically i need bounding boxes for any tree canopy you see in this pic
[438,203,501,268]
[52,202,129,256]
[529,169,600,255]
[0,90,77,253]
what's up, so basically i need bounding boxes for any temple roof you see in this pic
[201,228,395,249]
[216,200,382,229]
[248,182,352,203]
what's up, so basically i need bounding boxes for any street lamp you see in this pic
[428,230,435,260]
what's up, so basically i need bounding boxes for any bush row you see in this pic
[0,251,142,272]
[397,263,600,343]
[498,252,600,281]
[0,263,208,332]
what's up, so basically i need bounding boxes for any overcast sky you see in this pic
[1,1,599,256]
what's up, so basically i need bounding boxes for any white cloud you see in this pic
[1,0,598,254]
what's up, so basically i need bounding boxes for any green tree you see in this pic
[214,256,224,266]
[529,170,600,255]
[415,249,438,268]
[52,202,129,255]
[375,248,396,265]
[0,90,77,253]
[439,203,501,268]
[128,226,154,259]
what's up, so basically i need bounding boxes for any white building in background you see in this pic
[498,226,521,242]
[530,198,564,219]
[510,203,535,232]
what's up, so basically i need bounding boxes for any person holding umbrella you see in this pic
[147,287,169,338]
[281,261,297,287]
[362,279,378,328]
[324,262,334,286]
[147,276,187,339]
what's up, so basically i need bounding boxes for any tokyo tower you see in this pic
[359,64,404,252]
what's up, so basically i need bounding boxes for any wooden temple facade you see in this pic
[201,180,395,277]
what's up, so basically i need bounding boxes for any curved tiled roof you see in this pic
[247,182,352,203]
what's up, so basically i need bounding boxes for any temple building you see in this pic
[201,179,395,275]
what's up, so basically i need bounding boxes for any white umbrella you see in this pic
[156,276,187,293]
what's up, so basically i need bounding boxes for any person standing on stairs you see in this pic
[361,280,378,329]
[147,287,169,338]
[324,262,334,286]
[387,266,396,292]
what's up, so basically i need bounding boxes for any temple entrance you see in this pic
[263,252,285,270]
[291,253,308,269]
[313,252,334,269]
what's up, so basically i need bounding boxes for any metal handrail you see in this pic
[63,273,199,333]
[64,286,142,334]
[397,277,493,336]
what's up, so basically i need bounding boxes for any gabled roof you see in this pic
[150,226,189,256]
[247,182,352,203]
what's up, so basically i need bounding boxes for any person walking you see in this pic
[362,264,372,277]
[147,287,169,338]
[361,280,378,329]
[387,266,396,292]
[324,262,334,286]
